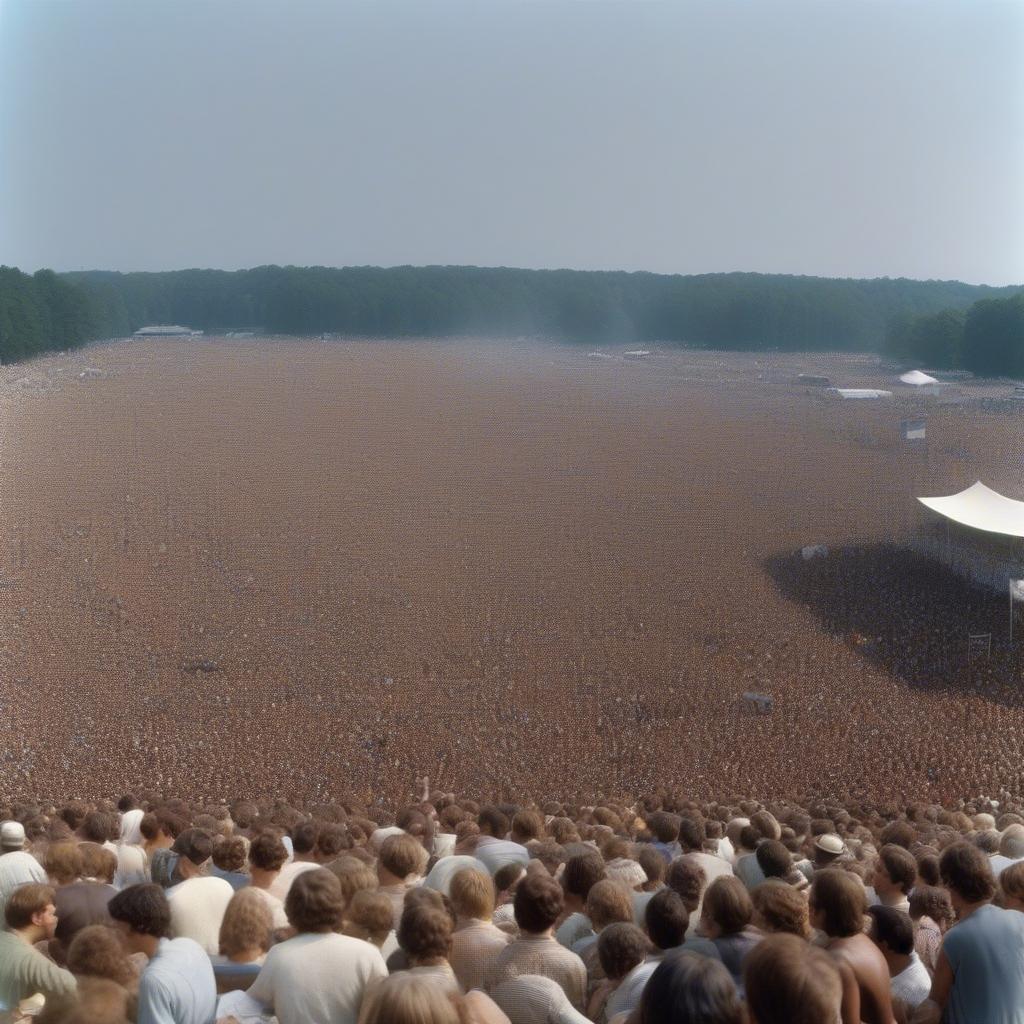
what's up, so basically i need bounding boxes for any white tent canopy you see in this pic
[918,482,1024,539]
[829,388,893,399]
[900,369,939,386]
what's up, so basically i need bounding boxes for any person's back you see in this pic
[941,903,1024,1024]
[247,931,388,1024]
[139,936,217,1024]
[166,876,234,956]
[826,931,894,1024]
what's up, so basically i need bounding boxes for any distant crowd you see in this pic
[2,783,1024,1024]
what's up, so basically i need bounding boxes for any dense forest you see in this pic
[1,263,1021,371]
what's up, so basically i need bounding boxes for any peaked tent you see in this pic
[918,482,1024,538]
[900,369,939,386]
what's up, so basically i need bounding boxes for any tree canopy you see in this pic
[2,263,1020,369]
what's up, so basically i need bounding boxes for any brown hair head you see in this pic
[449,868,495,921]
[751,880,810,939]
[219,888,273,958]
[66,925,137,986]
[5,883,56,930]
[702,876,753,937]
[285,868,345,933]
[744,933,842,1024]
[809,869,867,938]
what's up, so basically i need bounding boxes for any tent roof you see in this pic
[918,481,1024,538]
[900,369,939,386]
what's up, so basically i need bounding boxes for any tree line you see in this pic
[886,292,1024,377]
[1,263,1020,372]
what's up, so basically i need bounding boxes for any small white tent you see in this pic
[900,370,940,386]
[828,388,894,400]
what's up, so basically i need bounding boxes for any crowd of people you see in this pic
[2,783,1024,1023]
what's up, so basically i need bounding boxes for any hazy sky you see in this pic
[1,0,1021,284]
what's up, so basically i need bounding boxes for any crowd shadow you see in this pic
[764,542,1024,707]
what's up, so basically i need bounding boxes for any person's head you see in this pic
[1000,861,1024,913]
[939,841,996,912]
[808,870,866,938]
[700,876,753,939]
[171,828,214,872]
[248,832,289,873]
[398,902,453,964]
[45,841,84,886]
[812,834,845,868]
[638,950,744,1024]
[513,872,563,934]
[80,811,114,844]
[212,835,248,874]
[1000,824,1024,861]
[493,861,526,901]
[449,868,495,922]
[751,879,810,938]
[36,977,132,1024]
[0,820,27,852]
[874,844,917,899]
[478,806,510,839]
[665,856,706,914]
[562,850,607,906]
[585,879,634,931]
[649,812,682,845]
[380,833,427,882]
[316,823,351,863]
[597,922,649,982]
[645,888,690,950]
[755,840,793,880]
[219,888,273,960]
[291,820,320,857]
[285,867,345,933]
[743,934,843,1024]
[5,883,58,940]
[343,889,395,947]
[908,885,955,931]
[867,905,915,970]
[677,817,704,854]
[358,972,463,1024]
[324,855,378,908]
[107,884,171,955]
[511,809,545,845]
[66,924,137,986]
[79,843,117,885]
[639,845,666,891]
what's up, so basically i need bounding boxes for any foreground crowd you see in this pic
[1,786,1024,1023]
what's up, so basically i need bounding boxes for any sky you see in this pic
[1,0,1022,285]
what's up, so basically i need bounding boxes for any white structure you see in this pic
[133,325,194,337]
[828,388,894,400]
[623,350,651,359]
[899,369,940,386]
[913,482,1024,594]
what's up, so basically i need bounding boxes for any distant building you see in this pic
[133,325,196,337]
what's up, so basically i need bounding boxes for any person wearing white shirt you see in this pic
[0,822,47,917]
[989,824,1024,879]
[867,905,932,1012]
[475,808,531,876]
[246,869,387,1024]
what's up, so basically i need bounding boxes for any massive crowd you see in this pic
[2,783,1024,1023]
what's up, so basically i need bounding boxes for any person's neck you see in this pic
[249,867,278,890]
[412,955,448,968]
[955,898,988,922]
[136,933,161,959]
[378,867,404,887]
[523,927,554,939]
[13,925,42,946]
[887,951,912,977]
[176,859,203,881]
[293,853,316,864]
[229,945,265,964]
[458,915,491,927]
[879,888,904,907]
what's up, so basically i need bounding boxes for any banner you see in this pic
[1010,579,1024,602]
[901,418,926,441]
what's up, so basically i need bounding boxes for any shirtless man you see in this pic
[810,868,897,1024]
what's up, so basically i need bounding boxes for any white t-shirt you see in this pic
[249,884,290,930]
[891,952,932,1010]
[166,876,235,955]
[247,932,388,1024]
[268,860,319,902]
